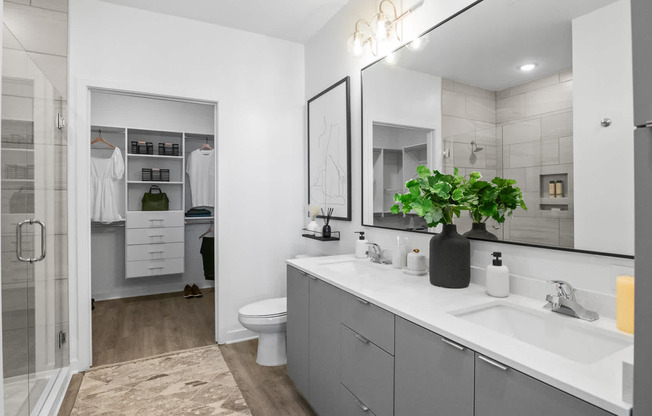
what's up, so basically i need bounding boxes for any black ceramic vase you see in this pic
[429,224,470,288]
[462,222,498,241]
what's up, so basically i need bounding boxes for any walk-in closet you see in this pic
[89,91,217,365]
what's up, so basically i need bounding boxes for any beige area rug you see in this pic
[71,345,251,416]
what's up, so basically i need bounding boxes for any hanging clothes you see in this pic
[186,148,215,207]
[90,147,125,223]
[200,237,214,280]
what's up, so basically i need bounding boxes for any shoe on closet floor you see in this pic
[191,284,203,298]
[183,285,193,298]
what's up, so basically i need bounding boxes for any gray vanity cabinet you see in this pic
[474,354,614,416]
[394,317,474,416]
[286,266,310,399]
[309,275,342,416]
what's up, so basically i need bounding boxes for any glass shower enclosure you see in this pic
[1,22,69,416]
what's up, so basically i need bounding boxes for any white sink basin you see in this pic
[451,302,632,364]
[318,259,390,274]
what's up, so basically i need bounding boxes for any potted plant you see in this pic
[391,166,475,289]
[463,172,527,240]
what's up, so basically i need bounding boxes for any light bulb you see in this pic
[410,37,423,50]
[375,12,387,40]
[519,63,537,72]
[348,31,365,57]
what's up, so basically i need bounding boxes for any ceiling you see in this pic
[99,0,350,43]
[383,0,618,91]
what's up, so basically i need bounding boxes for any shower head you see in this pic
[471,140,484,153]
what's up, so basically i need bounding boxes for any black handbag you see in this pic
[142,185,169,211]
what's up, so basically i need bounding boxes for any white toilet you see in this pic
[238,297,287,366]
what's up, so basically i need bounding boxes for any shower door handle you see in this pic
[16,219,47,263]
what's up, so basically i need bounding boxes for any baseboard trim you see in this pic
[92,281,215,301]
[223,328,258,344]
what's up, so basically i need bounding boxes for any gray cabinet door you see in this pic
[475,354,613,416]
[394,317,474,416]
[309,277,342,416]
[286,266,310,399]
[632,0,652,126]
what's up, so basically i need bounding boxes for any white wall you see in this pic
[573,0,634,255]
[304,0,634,305]
[68,0,305,370]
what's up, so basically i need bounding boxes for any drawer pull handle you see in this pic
[150,234,164,237]
[354,399,369,412]
[298,270,307,276]
[149,251,164,254]
[149,218,164,222]
[441,337,465,351]
[478,355,508,371]
[354,333,370,344]
[310,275,317,280]
[148,266,164,270]
[355,297,369,305]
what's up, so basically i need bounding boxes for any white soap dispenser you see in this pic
[486,252,509,298]
[355,231,369,259]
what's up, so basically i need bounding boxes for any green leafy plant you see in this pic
[390,166,477,227]
[465,172,527,223]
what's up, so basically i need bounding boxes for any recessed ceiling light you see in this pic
[519,63,537,72]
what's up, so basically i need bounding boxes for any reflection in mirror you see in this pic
[361,0,634,256]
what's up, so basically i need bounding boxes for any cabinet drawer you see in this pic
[340,384,377,416]
[340,324,394,416]
[126,211,184,229]
[340,291,395,354]
[126,257,184,278]
[126,242,184,262]
[126,227,184,245]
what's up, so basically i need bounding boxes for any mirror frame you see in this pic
[359,0,634,260]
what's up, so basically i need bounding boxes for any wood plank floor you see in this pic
[219,340,315,416]
[92,288,215,366]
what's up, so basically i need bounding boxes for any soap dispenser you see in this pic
[355,231,369,259]
[486,252,509,297]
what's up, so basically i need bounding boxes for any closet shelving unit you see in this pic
[91,125,216,280]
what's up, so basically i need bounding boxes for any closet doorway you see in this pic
[88,90,218,366]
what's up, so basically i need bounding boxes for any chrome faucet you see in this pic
[367,243,390,264]
[544,280,599,321]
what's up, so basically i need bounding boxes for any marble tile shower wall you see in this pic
[440,71,573,247]
[2,0,69,376]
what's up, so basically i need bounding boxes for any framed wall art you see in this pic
[307,76,351,221]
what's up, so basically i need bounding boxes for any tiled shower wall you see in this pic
[497,70,574,248]
[440,70,574,247]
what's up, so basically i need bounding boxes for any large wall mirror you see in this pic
[362,0,635,257]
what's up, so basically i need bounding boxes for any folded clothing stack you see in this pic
[186,207,212,217]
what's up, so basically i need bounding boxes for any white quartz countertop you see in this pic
[286,254,633,416]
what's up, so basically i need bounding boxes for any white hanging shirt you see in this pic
[186,148,215,207]
[90,148,125,223]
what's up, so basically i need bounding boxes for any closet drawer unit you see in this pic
[340,324,394,416]
[126,242,184,262]
[126,227,184,245]
[340,291,395,354]
[126,257,184,278]
[126,211,184,229]
[340,384,378,416]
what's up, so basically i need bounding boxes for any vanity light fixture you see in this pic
[348,0,421,57]
[519,63,537,71]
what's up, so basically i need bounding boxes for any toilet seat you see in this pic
[239,297,287,318]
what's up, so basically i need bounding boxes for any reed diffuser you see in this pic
[321,207,334,238]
